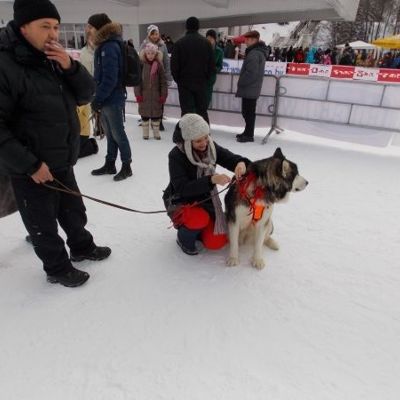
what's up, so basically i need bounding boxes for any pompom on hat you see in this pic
[13,0,61,27]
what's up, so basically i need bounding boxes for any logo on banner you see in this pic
[377,69,400,83]
[264,62,287,76]
[330,65,355,79]
[287,63,310,76]
[309,65,332,78]
[354,67,380,81]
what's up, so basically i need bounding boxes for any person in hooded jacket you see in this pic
[0,0,111,287]
[163,114,250,255]
[134,43,168,140]
[235,31,268,143]
[89,13,133,182]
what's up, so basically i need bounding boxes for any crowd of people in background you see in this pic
[201,35,400,69]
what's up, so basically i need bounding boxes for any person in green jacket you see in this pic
[206,29,224,108]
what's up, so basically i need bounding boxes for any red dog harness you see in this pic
[236,173,267,222]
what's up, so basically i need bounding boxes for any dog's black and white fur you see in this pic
[224,148,308,269]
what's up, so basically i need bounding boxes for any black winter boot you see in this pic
[47,266,90,287]
[70,246,112,262]
[91,160,117,176]
[159,120,165,131]
[113,162,132,181]
[236,134,254,143]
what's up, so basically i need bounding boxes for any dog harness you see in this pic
[237,173,267,222]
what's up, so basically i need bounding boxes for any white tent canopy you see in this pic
[336,40,377,49]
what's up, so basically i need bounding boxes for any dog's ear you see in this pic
[273,147,285,160]
[282,160,291,178]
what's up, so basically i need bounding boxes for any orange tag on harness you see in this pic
[252,204,265,222]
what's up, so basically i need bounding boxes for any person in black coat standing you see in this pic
[163,114,250,255]
[235,31,268,143]
[171,17,215,124]
[0,0,111,287]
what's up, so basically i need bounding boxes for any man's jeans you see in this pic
[100,104,132,163]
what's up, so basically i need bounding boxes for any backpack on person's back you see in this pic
[120,41,142,87]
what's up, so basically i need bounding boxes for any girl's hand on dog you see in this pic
[211,174,231,186]
[234,162,246,180]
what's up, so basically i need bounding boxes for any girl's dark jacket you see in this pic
[163,125,250,217]
[0,22,95,177]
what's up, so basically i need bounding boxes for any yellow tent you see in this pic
[372,34,400,49]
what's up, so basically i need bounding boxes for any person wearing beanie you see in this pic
[163,114,250,255]
[0,0,111,287]
[139,23,173,131]
[134,43,168,140]
[171,17,216,124]
[87,13,112,31]
[235,30,268,143]
[89,14,133,182]
[206,29,224,108]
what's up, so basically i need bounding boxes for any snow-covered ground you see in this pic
[1,117,400,400]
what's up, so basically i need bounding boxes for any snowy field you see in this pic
[1,116,400,400]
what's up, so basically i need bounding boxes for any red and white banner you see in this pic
[287,63,400,84]
[377,69,400,83]
[329,65,355,80]
[287,63,310,76]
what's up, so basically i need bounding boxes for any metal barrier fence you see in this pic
[126,71,400,146]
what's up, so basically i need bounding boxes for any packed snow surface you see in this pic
[1,117,399,400]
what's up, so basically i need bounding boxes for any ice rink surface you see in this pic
[1,116,399,400]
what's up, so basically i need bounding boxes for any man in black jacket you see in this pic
[0,0,111,287]
[235,31,268,143]
[171,17,215,124]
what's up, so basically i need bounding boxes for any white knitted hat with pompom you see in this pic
[179,114,209,142]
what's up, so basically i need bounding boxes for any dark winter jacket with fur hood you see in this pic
[0,22,95,176]
[134,50,168,118]
[236,41,268,99]
[93,22,125,108]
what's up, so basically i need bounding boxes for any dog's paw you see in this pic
[264,237,279,251]
[251,257,266,270]
[226,257,239,267]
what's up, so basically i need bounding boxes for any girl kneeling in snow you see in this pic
[163,114,250,255]
[134,43,168,140]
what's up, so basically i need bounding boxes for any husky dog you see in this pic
[224,148,308,269]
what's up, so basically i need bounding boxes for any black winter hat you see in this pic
[14,0,61,27]
[87,13,112,31]
[206,29,217,40]
[186,16,199,31]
